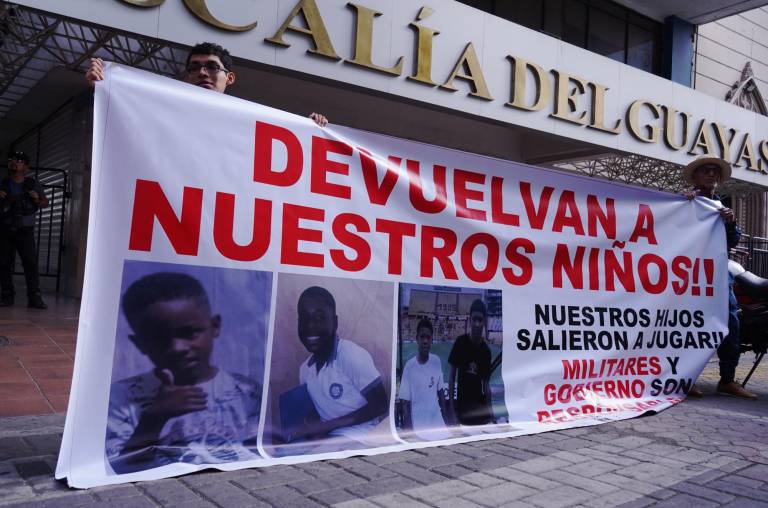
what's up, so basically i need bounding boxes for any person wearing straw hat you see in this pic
[683,155,757,400]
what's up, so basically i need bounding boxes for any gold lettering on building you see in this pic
[182,0,257,32]
[345,3,403,76]
[266,0,340,60]
[441,43,493,101]
[550,70,589,126]
[626,100,661,143]
[660,106,690,151]
[759,141,768,174]
[688,120,717,156]
[711,123,738,162]
[735,134,760,171]
[589,83,622,134]
[408,7,440,86]
[506,56,550,112]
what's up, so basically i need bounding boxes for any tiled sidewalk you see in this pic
[0,298,80,416]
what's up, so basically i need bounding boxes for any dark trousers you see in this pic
[717,280,741,384]
[0,225,41,300]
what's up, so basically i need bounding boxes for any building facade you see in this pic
[2,0,768,297]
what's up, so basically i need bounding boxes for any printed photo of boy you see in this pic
[105,262,270,474]
[264,274,396,457]
[396,284,506,439]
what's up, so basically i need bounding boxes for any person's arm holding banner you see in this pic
[85,56,328,126]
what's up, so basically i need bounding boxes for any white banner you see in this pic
[56,64,728,488]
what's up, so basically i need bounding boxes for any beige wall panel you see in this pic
[696,55,743,87]
[694,74,732,100]
[699,22,753,55]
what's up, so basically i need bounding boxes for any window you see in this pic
[588,7,625,63]
[454,0,663,76]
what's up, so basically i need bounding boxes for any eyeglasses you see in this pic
[186,62,228,74]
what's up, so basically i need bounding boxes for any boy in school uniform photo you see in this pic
[398,317,451,441]
[105,271,263,474]
[286,286,388,445]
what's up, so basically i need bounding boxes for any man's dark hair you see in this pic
[416,317,433,336]
[298,286,336,313]
[469,299,486,317]
[186,42,234,71]
[8,150,29,164]
[122,272,209,330]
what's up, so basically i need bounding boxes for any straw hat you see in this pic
[682,154,731,184]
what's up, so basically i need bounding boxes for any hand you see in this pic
[309,112,328,127]
[682,190,697,201]
[146,369,207,420]
[0,190,6,199]
[719,207,736,224]
[85,58,105,87]
[28,191,39,202]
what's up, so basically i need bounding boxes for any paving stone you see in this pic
[404,479,479,502]
[345,476,421,498]
[339,458,399,481]
[649,493,719,508]
[232,467,314,490]
[461,481,538,506]
[546,470,619,495]
[460,472,505,488]
[721,499,768,508]
[561,459,620,477]
[739,464,768,482]
[608,436,654,449]
[522,485,593,508]
[488,467,560,491]
[380,461,448,484]
[709,479,768,501]
[360,450,423,466]
[190,480,265,507]
[138,478,204,504]
[251,484,309,506]
[333,500,380,508]
[508,456,571,474]
[671,480,737,504]
[367,492,432,508]
[429,463,475,479]
[433,498,486,508]
[309,487,359,506]
[91,484,144,501]
[291,471,367,494]
[550,451,591,464]
[460,453,519,471]
[581,489,646,508]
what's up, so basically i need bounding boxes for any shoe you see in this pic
[0,298,13,307]
[27,296,47,310]
[687,385,704,398]
[717,381,757,400]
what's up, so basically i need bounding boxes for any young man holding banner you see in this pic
[683,155,757,400]
[86,42,328,126]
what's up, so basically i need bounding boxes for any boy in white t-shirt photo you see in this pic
[105,271,263,474]
[398,318,452,441]
[280,286,388,451]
